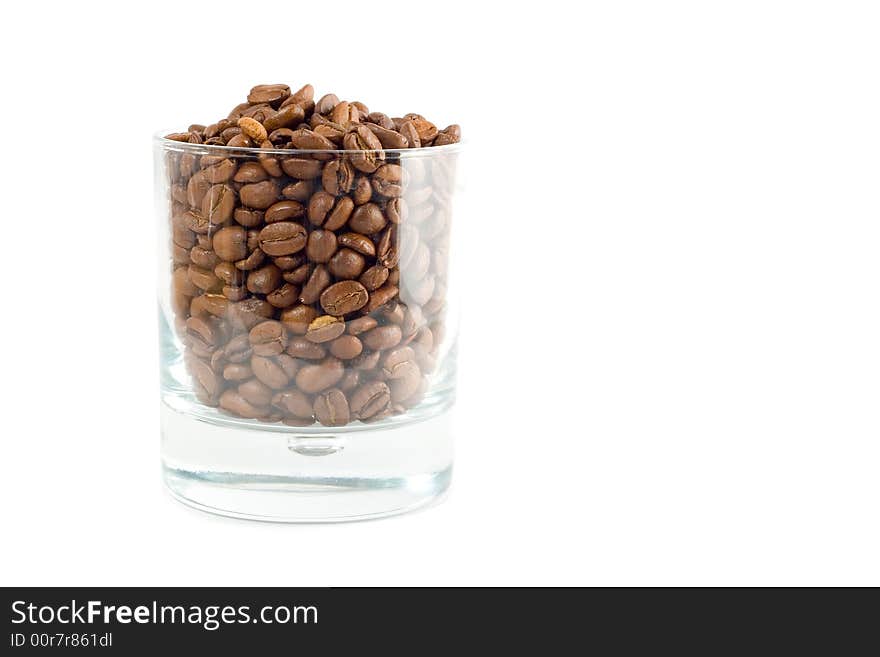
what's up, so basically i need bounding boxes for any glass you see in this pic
[154,136,462,521]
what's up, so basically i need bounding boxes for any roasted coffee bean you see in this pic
[226,133,253,148]
[212,226,248,262]
[352,176,373,205]
[349,381,391,420]
[190,293,228,319]
[248,83,290,106]
[233,207,264,228]
[307,191,335,226]
[235,247,265,271]
[273,253,306,271]
[291,128,335,151]
[228,298,274,331]
[345,124,384,173]
[258,222,307,256]
[233,161,269,184]
[239,180,279,209]
[296,357,344,394]
[249,320,287,356]
[190,245,218,269]
[362,324,403,351]
[284,263,311,285]
[320,280,369,316]
[305,315,346,343]
[365,123,408,149]
[263,103,305,132]
[271,389,314,419]
[362,284,398,313]
[313,388,350,427]
[287,336,326,360]
[322,159,355,195]
[239,378,274,406]
[280,304,318,335]
[280,157,322,179]
[237,116,268,143]
[201,184,236,224]
[330,335,363,360]
[219,389,265,419]
[348,203,386,234]
[434,124,461,146]
[223,363,253,381]
[188,265,222,292]
[359,264,389,291]
[315,93,340,115]
[224,334,253,363]
[266,283,299,308]
[251,355,291,389]
[324,196,354,230]
[265,200,305,223]
[246,264,282,294]
[399,120,421,148]
[306,229,337,263]
[186,316,221,350]
[337,232,375,256]
[371,164,404,197]
[351,349,381,371]
[300,264,331,304]
[328,248,366,279]
[346,316,378,335]
[281,179,313,202]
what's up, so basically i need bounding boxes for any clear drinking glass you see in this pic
[154,136,462,521]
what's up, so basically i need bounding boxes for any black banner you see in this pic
[1,588,875,652]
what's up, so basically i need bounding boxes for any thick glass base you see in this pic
[160,403,453,522]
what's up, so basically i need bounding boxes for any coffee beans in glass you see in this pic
[155,83,462,521]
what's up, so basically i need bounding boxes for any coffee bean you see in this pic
[280,304,317,335]
[337,232,376,256]
[280,157,322,179]
[305,315,346,344]
[235,247,265,271]
[212,226,248,262]
[271,389,314,420]
[287,336,327,360]
[313,388,350,426]
[246,264,282,294]
[300,264,331,304]
[223,363,253,381]
[359,264,389,291]
[306,229,337,263]
[266,283,300,308]
[348,203,386,234]
[219,389,266,419]
[351,349,381,371]
[239,378,274,406]
[258,222,306,256]
[362,325,402,352]
[281,179,313,202]
[328,248,366,279]
[201,184,236,224]
[365,123,408,149]
[248,84,290,106]
[251,355,291,389]
[307,191,335,226]
[188,264,222,292]
[233,161,269,184]
[362,284,398,313]
[349,381,391,420]
[322,159,355,195]
[264,200,305,223]
[248,320,287,356]
[324,196,354,230]
[295,357,344,394]
[329,335,363,360]
[233,207,264,228]
[346,316,378,335]
[262,103,305,132]
[320,280,369,316]
[239,180,279,209]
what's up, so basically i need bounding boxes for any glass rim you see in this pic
[153,130,464,158]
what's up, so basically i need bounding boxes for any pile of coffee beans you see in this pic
[163,83,459,427]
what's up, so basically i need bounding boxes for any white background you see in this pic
[1,0,878,586]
